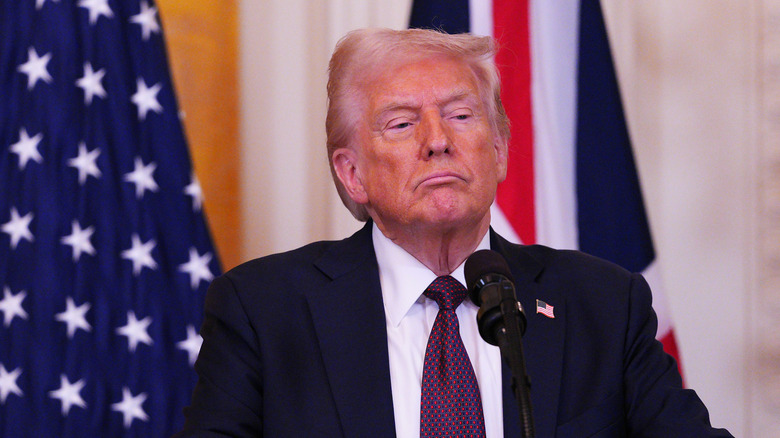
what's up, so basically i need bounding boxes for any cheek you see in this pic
[469,135,498,168]
[358,155,401,198]
[364,146,414,178]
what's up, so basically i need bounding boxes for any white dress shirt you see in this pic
[372,223,504,438]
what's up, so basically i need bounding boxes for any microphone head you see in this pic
[465,249,515,306]
[465,250,525,343]
[465,249,514,291]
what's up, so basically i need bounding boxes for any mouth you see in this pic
[416,171,465,188]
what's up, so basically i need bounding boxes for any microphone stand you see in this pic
[491,280,535,438]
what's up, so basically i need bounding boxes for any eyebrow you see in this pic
[436,89,480,107]
[373,88,479,120]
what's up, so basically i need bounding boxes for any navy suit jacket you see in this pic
[176,222,731,437]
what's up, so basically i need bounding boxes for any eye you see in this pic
[381,118,415,139]
[385,117,415,132]
[391,121,412,130]
[449,111,473,122]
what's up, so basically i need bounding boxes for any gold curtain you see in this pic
[157,0,240,270]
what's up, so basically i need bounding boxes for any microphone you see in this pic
[464,249,527,345]
[465,249,535,437]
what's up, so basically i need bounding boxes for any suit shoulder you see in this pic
[500,242,641,303]
[522,244,633,277]
[217,223,375,290]
[220,240,336,286]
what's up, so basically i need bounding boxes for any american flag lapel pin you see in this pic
[536,299,555,318]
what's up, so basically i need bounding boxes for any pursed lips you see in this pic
[415,171,466,189]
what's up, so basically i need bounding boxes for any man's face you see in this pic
[333,55,507,235]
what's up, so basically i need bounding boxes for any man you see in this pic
[177,28,731,437]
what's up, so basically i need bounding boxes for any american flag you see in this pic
[535,300,555,319]
[0,0,219,436]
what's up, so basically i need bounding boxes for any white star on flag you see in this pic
[179,247,214,289]
[184,173,203,211]
[121,233,157,275]
[130,1,160,41]
[17,47,52,90]
[36,0,60,10]
[177,325,203,367]
[2,207,34,249]
[61,220,96,261]
[116,311,153,352]
[48,375,87,415]
[10,128,43,170]
[0,364,23,404]
[123,156,158,199]
[55,297,92,339]
[75,62,107,105]
[131,78,162,120]
[111,387,148,428]
[0,287,28,327]
[67,142,102,185]
[78,0,114,25]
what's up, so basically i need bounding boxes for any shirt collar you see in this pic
[372,223,491,327]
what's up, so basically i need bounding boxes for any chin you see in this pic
[420,208,481,230]
[407,195,490,228]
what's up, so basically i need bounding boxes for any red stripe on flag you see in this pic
[660,329,685,386]
[493,0,536,244]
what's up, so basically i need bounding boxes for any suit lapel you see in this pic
[302,225,565,436]
[306,223,396,438]
[492,231,565,437]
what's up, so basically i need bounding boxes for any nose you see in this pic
[420,112,451,158]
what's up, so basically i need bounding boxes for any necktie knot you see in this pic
[424,275,468,311]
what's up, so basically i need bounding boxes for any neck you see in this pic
[374,215,490,276]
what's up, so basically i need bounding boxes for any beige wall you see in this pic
[238,0,410,258]
[602,2,774,435]
[238,1,777,435]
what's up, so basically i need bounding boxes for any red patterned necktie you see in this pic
[420,275,486,438]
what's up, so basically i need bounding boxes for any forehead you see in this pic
[362,55,481,112]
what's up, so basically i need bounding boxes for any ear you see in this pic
[494,137,509,183]
[332,148,369,204]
